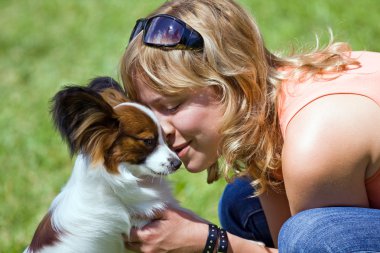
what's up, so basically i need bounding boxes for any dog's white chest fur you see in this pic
[25,155,177,253]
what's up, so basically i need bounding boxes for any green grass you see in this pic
[1,0,379,252]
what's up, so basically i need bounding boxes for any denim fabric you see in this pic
[218,177,274,247]
[278,207,380,253]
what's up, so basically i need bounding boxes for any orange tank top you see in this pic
[278,51,380,209]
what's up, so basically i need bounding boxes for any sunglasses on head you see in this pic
[129,14,204,50]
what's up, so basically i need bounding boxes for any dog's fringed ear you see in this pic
[51,85,119,160]
[87,76,124,94]
[88,76,129,107]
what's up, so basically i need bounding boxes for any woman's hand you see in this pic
[124,206,209,253]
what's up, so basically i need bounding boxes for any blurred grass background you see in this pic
[1,0,379,251]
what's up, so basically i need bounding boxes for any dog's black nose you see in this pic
[169,157,182,171]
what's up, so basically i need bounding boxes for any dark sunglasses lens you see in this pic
[144,17,184,46]
[130,20,145,42]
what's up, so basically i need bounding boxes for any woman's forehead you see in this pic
[134,76,187,98]
[137,84,164,104]
[135,81,179,104]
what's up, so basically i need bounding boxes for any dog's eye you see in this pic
[143,138,157,147]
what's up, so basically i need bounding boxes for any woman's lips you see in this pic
[174,142,191,159]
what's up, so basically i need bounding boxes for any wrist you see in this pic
[185,222,209,252]
[227,232,274,253]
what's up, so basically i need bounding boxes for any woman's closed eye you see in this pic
[145,95,187,115]
[165,103,181,113]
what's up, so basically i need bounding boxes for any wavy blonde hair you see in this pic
[120,0,359,194]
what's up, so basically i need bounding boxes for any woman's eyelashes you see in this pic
[144,96,187,115]
[165,103,181,113]
[160,98,185,114]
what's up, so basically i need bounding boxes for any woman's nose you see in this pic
[157,115,175,145]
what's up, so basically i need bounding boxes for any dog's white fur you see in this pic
[25,103,179,253]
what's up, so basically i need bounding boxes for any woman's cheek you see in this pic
[174,110,201,132]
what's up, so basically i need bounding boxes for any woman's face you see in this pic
[136,82,225,173]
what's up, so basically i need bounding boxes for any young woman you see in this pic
[120,0,380,252]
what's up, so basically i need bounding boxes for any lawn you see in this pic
[1,0,379,252]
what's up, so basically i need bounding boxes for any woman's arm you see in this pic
[228,232,278,253]
[258,188,291,247]
[282,94,380,214]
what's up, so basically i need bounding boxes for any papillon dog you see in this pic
[24,77,181,253]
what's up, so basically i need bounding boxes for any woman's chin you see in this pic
[183,164,207,174]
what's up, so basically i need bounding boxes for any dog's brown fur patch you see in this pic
[29,212,60,252]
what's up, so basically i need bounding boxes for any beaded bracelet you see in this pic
[217,228,228,253]
[202,224,219,253]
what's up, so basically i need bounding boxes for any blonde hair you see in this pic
[120,0,359,194]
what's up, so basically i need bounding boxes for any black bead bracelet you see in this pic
[203,224,219,253]
[217,228,228,253]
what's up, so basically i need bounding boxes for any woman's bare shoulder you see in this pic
[282,94,380,214]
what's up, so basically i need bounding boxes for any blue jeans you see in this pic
[219,177,380,252]
[278,207,380,252]
[218,177,274,247]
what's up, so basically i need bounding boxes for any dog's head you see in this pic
[51,76,181,176]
